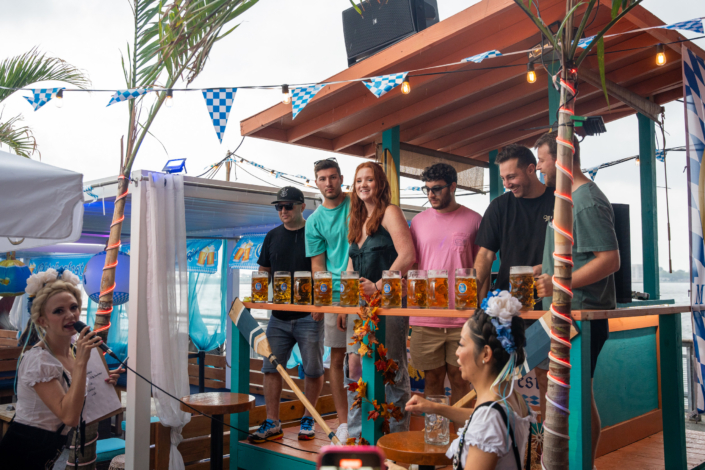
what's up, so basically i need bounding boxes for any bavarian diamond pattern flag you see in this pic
[107,88,150,107]
[363,72,408,98]
[23,87,64,111]
[656,149,665,162]
[661,18,704,35]
[576,36,596,50]
[586,166,599,181]
[462,50,503,64]
[202,88,237,143]
[291,84,324,119]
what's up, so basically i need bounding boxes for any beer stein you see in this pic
[340,271,360,307]
[293,271,312,305]
[381,270,402,308]
[407,270,428,309]
[314,271,333,306]
[251,271,269,303]
[272,271,291,304]
[428,270,449,309]
[510,266,535,310]
[455,268,477,310]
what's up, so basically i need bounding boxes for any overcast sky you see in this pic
[1,0,703,272]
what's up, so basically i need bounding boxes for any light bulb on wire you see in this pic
[635,157,640,166]
[282,85,291,105]
[55,89,64,108]
[165,90,174,108]
[401,79,411,95]
[526,63,537,84]
[656,44,666,66]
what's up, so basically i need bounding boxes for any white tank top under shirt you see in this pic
[14,348,72,435]
[445,402,536,470]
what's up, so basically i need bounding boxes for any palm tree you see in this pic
[512,0,643,468]
[0,48,90,157]
[94,0,260,338]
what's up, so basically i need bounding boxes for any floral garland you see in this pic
[345,291,404,444]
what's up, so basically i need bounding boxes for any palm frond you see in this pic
[574,0,643,66]
[0,48,90,103]
[0,112,38,158]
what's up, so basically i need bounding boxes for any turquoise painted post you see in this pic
[361,318,386,444]
[382,126,401,179]
[638,113,660,300]
[568,321,592,470]
[489,149,502,273]
[659,314,686,469]
[547,61,561,126]
[229,315,251,469]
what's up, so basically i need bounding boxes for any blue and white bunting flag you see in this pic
[291,84,324,119]
[462,50,503,64]
[363,72,408,98]
[23,87,64,111]
[661,18,704,35]
[576,36,596,50]
[107,88,150,107]
[202,88,237,143]
[656,149,665,162]
[587,166,599,181]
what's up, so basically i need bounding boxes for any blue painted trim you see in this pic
[569,320,592,470]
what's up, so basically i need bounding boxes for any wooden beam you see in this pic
[400,143,489,168]
[580,68,662,121]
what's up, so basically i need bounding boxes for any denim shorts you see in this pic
[261,314,325,378]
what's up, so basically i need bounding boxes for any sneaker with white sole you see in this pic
[298,416,316,440]
[248,419,283,444]
[335,424,349,444]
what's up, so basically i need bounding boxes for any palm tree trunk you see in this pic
[542,1,576,468]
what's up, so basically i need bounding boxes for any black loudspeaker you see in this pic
[612,204,632,304]
[342,0,440,66]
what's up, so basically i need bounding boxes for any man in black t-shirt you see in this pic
[248,186,324,445]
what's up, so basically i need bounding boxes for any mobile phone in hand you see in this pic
[317,445,386,470]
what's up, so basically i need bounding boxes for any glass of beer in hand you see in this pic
[428,270,449,309]
[407,270,428,309]
[510,266,535,310]
[272,271,291,304]
[314,271,333,306]
[340,271,360,307]
[455,268,477,310]
[251,271,269,303]
[382,270,402,308]
[293,271,312,305]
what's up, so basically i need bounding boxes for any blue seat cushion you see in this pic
[121,415,160,431]
[96,438,125,462]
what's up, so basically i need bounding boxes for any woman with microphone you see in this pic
[0,268,123,469]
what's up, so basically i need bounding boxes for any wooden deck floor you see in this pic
[240,418,705,470]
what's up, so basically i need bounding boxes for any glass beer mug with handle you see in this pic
[251,271,269,303]
[339,271,360,307]
[428,270,449,309]
[510,266,536,310]
[424,395,450,445]
[407,270,428,309]
[273,271,291,304]
[293,271,312,305]
[381,270,402,308]
[314,271,333,307]
[455,268,477,310]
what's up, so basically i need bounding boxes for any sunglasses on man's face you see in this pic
[421,183,451,195]
[275,203,298,211]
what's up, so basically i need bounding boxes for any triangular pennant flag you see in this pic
[363,72,408,98]
[291,84,324,119]
[202,88,237,143]
[661,19,704,35]
[656,149,665,162]
[576,36,596,50]
[587,167,599,181]
[107,88,150,107]
[461,50,503,64]
[23,87,64,111]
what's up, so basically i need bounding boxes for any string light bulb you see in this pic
[526,63,537,84]
[282,85,291,105]
[401,78,411,95]
[635,156,640,166]
[165,89,174,108]
[55,89,64,108]
[656,44,666,66]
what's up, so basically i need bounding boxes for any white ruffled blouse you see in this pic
[14,348,71,434]
[445,402,536,470]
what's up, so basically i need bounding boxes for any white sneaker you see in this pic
[336,424,349,444]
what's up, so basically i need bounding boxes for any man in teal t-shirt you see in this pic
[535,131,620,468]
[305,157,351,442]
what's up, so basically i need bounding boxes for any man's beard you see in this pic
[432,192,451,210]
[323,187,342,200]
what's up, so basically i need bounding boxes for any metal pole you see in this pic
[199,350,206,394]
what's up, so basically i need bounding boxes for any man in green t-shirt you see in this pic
[305,158,351,442]
[535,131,620,468]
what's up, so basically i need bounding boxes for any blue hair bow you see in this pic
[491,318,516,354]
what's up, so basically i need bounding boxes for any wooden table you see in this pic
[377,431,457,470]
[180,393,255,470]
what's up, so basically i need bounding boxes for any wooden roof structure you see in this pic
[240,0,705,165]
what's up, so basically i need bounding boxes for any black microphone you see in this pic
[72,320,122,362]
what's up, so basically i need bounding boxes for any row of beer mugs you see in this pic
[251,270,335,306]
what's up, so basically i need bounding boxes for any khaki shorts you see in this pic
[324,313,348,348]
[410,326,462,370]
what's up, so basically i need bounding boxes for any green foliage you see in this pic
[0,113,37,158]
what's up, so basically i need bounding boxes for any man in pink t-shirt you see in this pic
[410,163,481,409]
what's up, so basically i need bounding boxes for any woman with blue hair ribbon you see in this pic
[405,290,535,470]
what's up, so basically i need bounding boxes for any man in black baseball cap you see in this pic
[251,186,325,444]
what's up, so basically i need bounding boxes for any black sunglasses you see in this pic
[275,203,299,211]
[421,183,451,195]
[313,157,338,166]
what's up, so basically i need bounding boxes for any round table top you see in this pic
[377,431,457,466]
[180,393,256,415]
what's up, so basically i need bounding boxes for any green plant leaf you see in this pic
[350,0,362,15]
[575,0,643,66]
[512,0,560,51]
[571,0,597,56]
[597,37,609,108]
[611,0,621,19]
[554,2,584,53]
[0,113,37,158]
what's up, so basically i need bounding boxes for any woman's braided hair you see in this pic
[466,308,526,375]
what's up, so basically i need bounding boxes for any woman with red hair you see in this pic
[338,162,416,439]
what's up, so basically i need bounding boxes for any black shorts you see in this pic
[590,319,609,378]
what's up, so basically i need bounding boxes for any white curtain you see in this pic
[145,173,191,470]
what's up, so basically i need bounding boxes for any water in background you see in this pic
[633,282,692,339]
